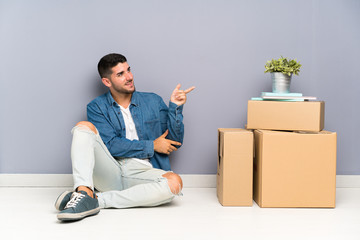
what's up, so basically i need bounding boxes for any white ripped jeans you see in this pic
[70,125,176,209]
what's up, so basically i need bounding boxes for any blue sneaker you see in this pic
[57,191,100,221]
[54,191,73,211]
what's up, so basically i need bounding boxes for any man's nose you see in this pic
[125,72,133,80]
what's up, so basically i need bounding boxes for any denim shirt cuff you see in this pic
[143,140,155,158]
[169,101,183,115]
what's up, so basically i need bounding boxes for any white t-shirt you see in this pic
[119,104,152,167]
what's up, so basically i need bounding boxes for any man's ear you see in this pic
[102,77,111,88]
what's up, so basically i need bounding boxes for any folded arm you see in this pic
[87,104,154,159]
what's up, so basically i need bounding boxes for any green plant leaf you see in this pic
[264,56,301,76]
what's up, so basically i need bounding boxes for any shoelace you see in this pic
[64,192,85,209]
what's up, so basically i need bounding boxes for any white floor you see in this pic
[1,187,360,240]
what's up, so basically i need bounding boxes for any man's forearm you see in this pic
[107,137,154,159]
[166,102,184,144]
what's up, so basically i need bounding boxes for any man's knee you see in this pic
[162,172,183,195]
[75,121,98,134]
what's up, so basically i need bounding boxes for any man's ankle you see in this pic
[76,186,96,198]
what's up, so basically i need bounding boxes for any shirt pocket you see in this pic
[144,118,161,139]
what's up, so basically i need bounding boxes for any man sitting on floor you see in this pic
[55,53,195,221]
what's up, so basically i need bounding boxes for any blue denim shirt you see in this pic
[87,91,184,171]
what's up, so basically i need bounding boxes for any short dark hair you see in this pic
[97,53,127,78]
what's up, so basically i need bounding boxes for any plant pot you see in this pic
[271,72,292,93]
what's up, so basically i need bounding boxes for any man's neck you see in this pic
[110,90,132,109]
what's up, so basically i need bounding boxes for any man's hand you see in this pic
[170,84,195,106]
[154,130,182,155]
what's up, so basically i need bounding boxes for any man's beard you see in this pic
[113,83,135,94]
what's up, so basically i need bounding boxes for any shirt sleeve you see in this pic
[87,103,155,159]
[159,99,185,146]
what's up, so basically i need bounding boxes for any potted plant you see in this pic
[264,56,301,93]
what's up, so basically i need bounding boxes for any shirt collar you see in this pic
[106,90,139,107]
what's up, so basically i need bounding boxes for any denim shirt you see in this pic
[87,91,184,171]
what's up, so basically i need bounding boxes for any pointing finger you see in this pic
[184,86,196,94]
[169,140,182,146]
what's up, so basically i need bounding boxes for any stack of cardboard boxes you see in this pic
[217,100,337,208]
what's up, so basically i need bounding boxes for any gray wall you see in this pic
[1,0,359,174]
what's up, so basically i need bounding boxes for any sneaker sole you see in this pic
[54,190,72,211]
[57,207,100,221]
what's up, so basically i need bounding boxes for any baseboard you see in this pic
[0,174,359,188]
[335,175,360,188]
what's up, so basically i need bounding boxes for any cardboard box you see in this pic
[217,128,253,206]
[247,100,325,132]
[253,129,337,208]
